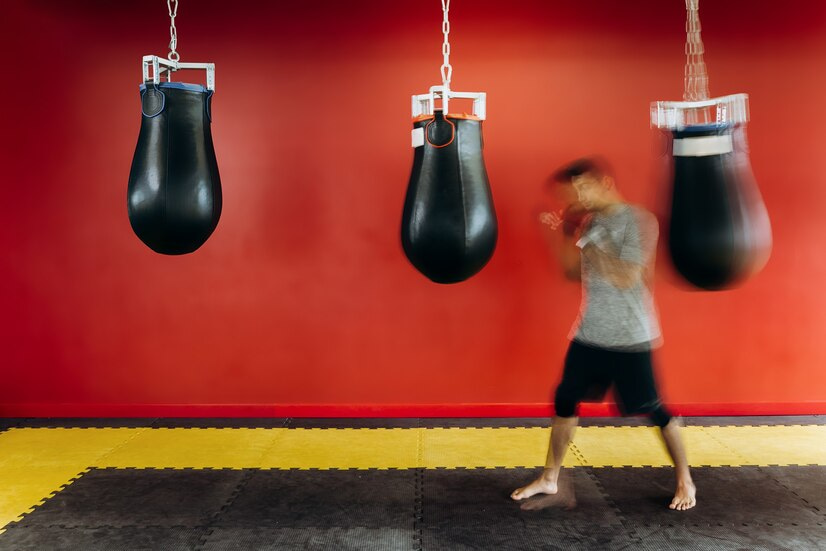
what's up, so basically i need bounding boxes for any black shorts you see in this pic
[554,339,664,417]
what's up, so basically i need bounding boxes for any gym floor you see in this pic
[0,416,824,550]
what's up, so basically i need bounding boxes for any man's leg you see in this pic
[615,349,698,511]
[512,340,602,501]
[659,416,696,511]
[510,415,578,500]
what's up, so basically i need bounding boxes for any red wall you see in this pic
[1,0,825,416]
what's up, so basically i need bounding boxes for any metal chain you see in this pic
[440,0,452,88]
[683,0,709,101]
[168,0,180,62]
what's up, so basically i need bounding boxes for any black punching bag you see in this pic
[128,82,221,255]
[401,110,497,283]
[668,124,771,289]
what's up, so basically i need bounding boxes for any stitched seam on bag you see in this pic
[164,97,170,236]
[458,123,468,252]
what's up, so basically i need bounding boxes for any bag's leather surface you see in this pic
[668,124,771,289]
[402,111,497,284]
[128,82,221,255]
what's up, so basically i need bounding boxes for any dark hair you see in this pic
[550,157,613,185]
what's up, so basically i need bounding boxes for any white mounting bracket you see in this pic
[412,85,486,120]
[651,93,748,130]
[142,55,216,91]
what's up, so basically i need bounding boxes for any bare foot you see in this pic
[669,481,696,511]
[511,474,558,501]
[520,474,576,511]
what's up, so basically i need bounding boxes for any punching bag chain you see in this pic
[440,0,452,89]
[683,0,709,102]
[167,0,180,62]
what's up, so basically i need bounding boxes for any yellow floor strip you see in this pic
[573,426,671,467]
[420,427,580,469]
[0,424,824,534]
[102,428,282,469]
[0,428,140,468]
[0,466,88,534]
[702,425,826,466]
[258,428,419,470]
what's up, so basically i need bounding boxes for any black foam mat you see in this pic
[421,467,633,550]
[201,527,414,551]
[759,465,826,515]
[589,465,824,527]
[13,468,247,528]
[2,453,824,550]
[214,469,417,529]
[0,526,203,551]
[633,523,826,551]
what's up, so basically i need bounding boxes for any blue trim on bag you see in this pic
[138,81,207,93]
[679,123,733,133]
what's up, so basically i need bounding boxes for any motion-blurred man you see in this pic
[512,158,696,511]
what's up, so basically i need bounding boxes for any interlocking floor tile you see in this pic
[590,466,824,527]
[633,523,826,551]
[214,469,416,529]
[202,527,414,551]
[759,465,826,514]
[421,523,631,550]
[0,428,136,468]
[421,468,631,550]
[0,525,204,551]
[13,468,246,528]
[257,428,419,469]
[99,428,279,469]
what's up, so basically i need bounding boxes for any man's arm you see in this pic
[578,210,657,289]
[538,209,583,281]
[559,234,582,281]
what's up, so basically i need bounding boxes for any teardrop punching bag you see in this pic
[128,79,221,255]
[402,109,497,284]
[651,0,771,290]
[667,123,771,289]
[401,1,496,284]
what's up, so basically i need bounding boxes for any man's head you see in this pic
[550,157,618,211]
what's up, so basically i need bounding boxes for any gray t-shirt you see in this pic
[571,204,662,351]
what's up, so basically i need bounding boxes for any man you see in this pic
[512,158,696,511]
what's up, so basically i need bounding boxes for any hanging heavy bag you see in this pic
[128,81,221,255]
[668,125,741,289]
[402,110,497,284]
[401,1,497,284]
[652,0,771,289]
[667,124,771,290]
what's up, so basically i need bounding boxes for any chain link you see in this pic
[440,0,452,87]
[683,0,708,101]
[168,0,180,62]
